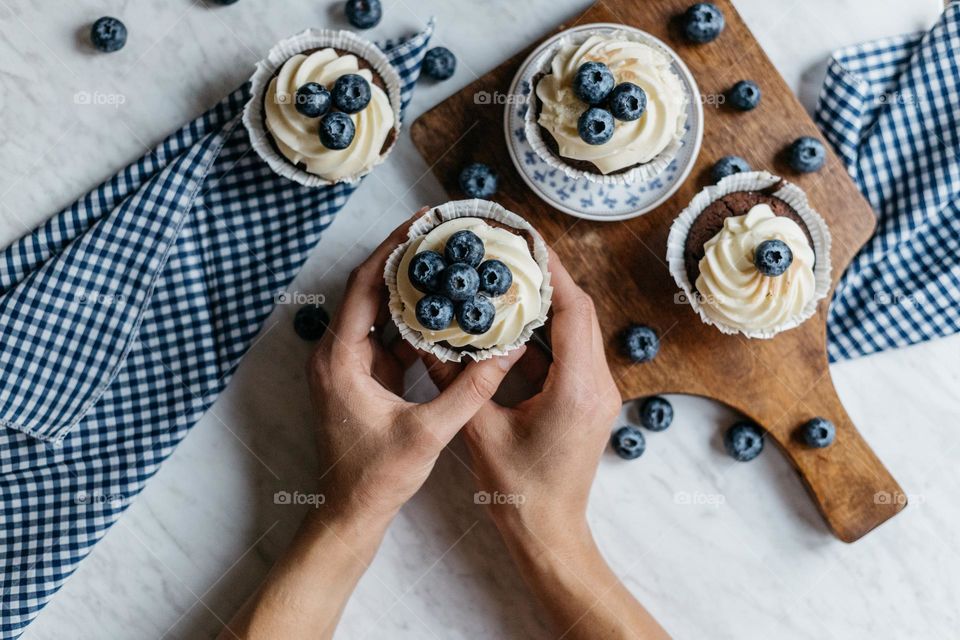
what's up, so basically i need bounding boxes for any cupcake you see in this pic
[666,172,832,338]
[525,26,689,185]
[385,200,553,363]
[244,29,402,187]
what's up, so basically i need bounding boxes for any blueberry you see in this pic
[422,47,457,81]
[415,295,455,331]
[578,108,615,145]
[211,0,239,4]
[611,426,646,460]
[729,80,761,111]
[444,230,485,267]
[754,239,793,277]
[345,0,382,29]
[608,82,647,121]
[682,3,725,43]
[724,422,764,461]
[573,62,615,105]
[788,136,826,173]
[293,304,329,341]
[800,417,835,448]
[319,111,356,150]
[477,260,513,296]
[332,74,372,114]
[621,324,659,363]
[408,250,446,293]
[459,163,499,199]
[439,263,480,301]
[456,296,496,334]
[711,155,751,182]
[294,83,332,118]
[640,396,673,432]
[91,17,127,53]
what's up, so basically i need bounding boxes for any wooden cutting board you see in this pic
[410,0,905,542]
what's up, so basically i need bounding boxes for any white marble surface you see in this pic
[3,0,958,638]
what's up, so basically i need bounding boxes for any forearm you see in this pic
[495,513,670,640]
[220,508,390,640]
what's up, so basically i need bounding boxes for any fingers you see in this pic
[420,352,463,391]
[415,346,526,440]
[544,249,601,374]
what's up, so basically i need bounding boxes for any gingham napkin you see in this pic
[0,22,433,638]
[819,3,960,361]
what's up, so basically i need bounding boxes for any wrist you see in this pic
[300,502,393,550]
[492,504,595,566]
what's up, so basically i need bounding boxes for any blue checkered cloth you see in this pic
[819,3,960,361]
[0,22,433,638]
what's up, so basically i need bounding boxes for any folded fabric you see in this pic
[0,22,433,639]
[818,3,960,361]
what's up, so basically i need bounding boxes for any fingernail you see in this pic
[498,345,527,371]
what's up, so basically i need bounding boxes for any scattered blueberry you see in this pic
[459,163,499,199]
[621,324,659,363]
[724,422,764,461]
[211,0,240,4]
[578,107,615,145]
[319,111,356,150]
[415,294,455,331]
[682,3,725,43]
[408,250,446,293]
[711,155,751,182]
[754,239,793,277]
[444,230,485,267]
[345,0,382,29]
[611,426,646,460]
[293,304,329,341]
[640,396,673,432]
[608,82,648,122]
[332,74,372,114]
[422,47,457,81]
[91,17,127,53]
[294,82,332,118]
[456,296,496,334]
[729,80,761,111]
[439,263,480,302]
[477,260,513,296]
[573,62,615,105]
[788,136,826,173]
[800,417,836,448]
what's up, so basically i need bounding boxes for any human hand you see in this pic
[425,250,621,544]
[306,215,526,529]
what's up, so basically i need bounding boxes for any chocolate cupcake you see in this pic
[667,172,832,338]
[244,29,402,187]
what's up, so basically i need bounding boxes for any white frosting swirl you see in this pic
[264,48,395,182]
[696,204,816,332]
[536,34,686,175]
[397,218,544,349]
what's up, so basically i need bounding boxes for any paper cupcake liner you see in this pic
[521,25,689,187]
[243,28,403,188]
[384,200,554,363]
[665,171,833,339]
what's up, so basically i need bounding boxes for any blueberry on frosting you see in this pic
[456,296,496,335]
[578,108,615,145]
[477,260,513,296]
[295,83,331,118]
[608,82,648,122]
[439,263,480,302]
[416,295,455,331]
[333,74,372,114]
[319,112,356,150]
[408,250,446,293]
[444,230,485,267]
[573,62,616,105]
[754,239,793,277]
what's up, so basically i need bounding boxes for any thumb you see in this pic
[415,346,526,436]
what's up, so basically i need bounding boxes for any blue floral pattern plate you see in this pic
[503,23,704,221]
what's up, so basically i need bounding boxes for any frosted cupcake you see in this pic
[526,27,688,185]
[244,29,402,187]
[666,172,832,339]
[385,200,553,363]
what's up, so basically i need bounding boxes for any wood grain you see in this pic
[410,0,905,542]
